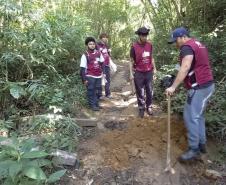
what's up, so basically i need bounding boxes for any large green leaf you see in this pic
[5,148,19,158]
[0,136,8,142]
[27,159,51,167]
[0,160,14,179]
[47,169,66,183]
[21,151,48,159]
[0,166,8,179]
[9,162,22,179]
[0,152,7,160]
[3,178,16,185]
[23,166,46,180]
[20,139,36,153]
[9,84,26,99]
[18,179,35,185]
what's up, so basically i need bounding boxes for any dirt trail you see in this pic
[60,60,225,185]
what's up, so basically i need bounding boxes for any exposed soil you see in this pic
[59,60,226,185]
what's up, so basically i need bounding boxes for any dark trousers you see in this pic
[86,77,102,108]
[104,66,111,97]
[134,71,153,109]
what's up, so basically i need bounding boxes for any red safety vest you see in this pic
[97,42,110,66]
[86,50,102,77]
[180,39,213,89]
[133,41,153,72]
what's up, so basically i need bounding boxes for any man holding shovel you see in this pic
[166,27,215,162]
[130,27,157,118]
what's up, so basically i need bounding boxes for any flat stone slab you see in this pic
[74,118,97,127]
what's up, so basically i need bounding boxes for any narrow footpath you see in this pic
[60,60,226,185]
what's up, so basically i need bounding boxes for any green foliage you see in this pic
[77,0,140,58]
[0,0,225,152]
[18,114,81,152]
[0,2,85,177]
[0,0,143,120]
[47,170,67,183]
[154,64,186,113]
[0,137,66,184]
[9,83,27,99]
[143,0,226,138]
[206,82,226,139]
[0,0,89,116]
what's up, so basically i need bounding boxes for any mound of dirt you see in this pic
[59,60,226,185]
[99,116,187,170]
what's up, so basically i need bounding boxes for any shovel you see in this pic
[164,95,175,174]
[129,62,135,95]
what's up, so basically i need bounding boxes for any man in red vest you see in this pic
[166,27,215,162]
[130,27,157,118]
[80,37,104,111]
[97,33,112,99]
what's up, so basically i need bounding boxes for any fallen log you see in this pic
[19,114,97,127]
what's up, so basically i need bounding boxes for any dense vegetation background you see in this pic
[0,0,225,184]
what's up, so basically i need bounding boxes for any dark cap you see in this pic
[85,37,96,45]
[135,27,150,35]
[168,27,189,44]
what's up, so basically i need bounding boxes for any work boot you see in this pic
[99,96,105,101]
[91,106,100,111]
[138,108,145,118]
[179,148,200,162]
[199,143,207,154]
[146,107,153,116]
[106,95,113,99]
[97,105,103,109]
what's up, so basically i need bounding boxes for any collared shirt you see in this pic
[80,52,104,78]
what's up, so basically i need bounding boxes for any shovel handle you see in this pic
[166,94,172,171]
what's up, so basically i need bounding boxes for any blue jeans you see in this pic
[183,84,215,150]
[86,77,102,108]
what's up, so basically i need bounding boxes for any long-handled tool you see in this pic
[129,61,135,95]
[164,95,175,174]
[131,78,135,95]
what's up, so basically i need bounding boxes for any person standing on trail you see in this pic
[166,27,215,162]
[80,37,105,111]
[130,27,157,118]
[97,33,112,99]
